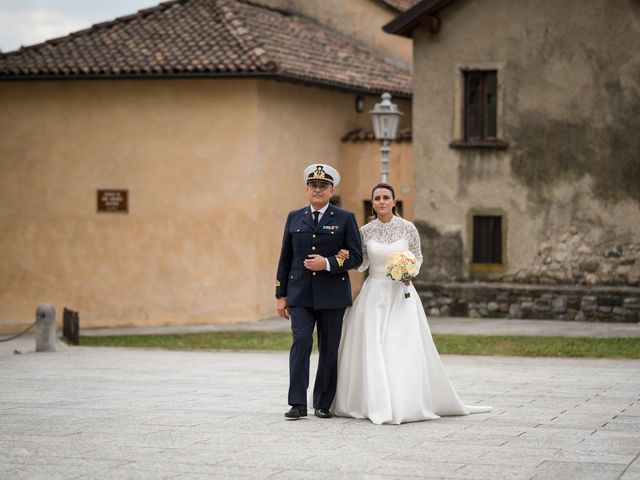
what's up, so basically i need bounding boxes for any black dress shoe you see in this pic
[314,408,333,418]
[285,405,307,419]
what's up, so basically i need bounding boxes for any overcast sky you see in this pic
[0,0,161,52]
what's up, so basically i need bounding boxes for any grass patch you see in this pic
[433,334,640,359]
[80,331,294,351]
[80,332,640,358]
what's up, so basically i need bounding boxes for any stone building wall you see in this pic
[510,229,640,286]
[409,0,640,297]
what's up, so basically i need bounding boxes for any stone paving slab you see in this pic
[1,347,639,479]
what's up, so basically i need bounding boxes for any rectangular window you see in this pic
[464,70,497,141]
[473,215,502,263]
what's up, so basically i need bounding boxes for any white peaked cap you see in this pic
[303,164,340,187]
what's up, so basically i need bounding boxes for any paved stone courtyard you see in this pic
[1,345,639,479]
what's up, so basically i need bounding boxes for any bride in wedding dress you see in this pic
[331,183,491,425]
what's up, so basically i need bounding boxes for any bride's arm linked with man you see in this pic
[276,164,491,424]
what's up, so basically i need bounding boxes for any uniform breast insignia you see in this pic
[322,226,340,231]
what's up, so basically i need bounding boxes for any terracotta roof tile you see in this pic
[0,0,411,96]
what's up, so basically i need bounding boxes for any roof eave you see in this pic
[0,71,412,98]
[383,0,456,37]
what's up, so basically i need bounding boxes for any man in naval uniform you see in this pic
[276,164,363,419]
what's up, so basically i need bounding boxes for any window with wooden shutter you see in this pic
[464,70,497,142]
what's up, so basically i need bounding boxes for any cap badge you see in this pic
[312,166,327,181]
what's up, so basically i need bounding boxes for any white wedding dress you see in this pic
[332,216,491,425]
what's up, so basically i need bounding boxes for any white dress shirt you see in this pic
[310,203,332,271]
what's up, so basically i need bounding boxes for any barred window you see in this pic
[472,215,502,263]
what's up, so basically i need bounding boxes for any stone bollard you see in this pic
[35,304,59,352]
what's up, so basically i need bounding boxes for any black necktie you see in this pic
[313,211,320,226]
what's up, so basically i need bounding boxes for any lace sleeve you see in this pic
[408,221,423,274]
[357,228,369,272]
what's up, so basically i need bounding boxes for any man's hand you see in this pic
[303,254,326,271]
[277,297,289,319]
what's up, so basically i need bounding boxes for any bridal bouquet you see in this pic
[386,251,419,298]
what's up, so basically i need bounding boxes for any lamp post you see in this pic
[369,92,403,183]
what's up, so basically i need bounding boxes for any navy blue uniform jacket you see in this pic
[276,204,363,309]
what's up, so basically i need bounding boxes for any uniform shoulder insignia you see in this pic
[276,280,281,287]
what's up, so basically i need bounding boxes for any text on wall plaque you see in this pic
[97,190,128,213]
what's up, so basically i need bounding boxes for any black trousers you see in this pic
[288,306,344,409]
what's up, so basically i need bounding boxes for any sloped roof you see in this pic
[0,0,411,97]
[384,0,457,37]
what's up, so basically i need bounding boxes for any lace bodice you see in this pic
[358,216,423,276]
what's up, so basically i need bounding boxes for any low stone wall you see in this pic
[414,281,640,323]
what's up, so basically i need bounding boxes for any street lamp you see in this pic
[369,92,403,183]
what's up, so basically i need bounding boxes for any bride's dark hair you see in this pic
[370,182,398,218]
